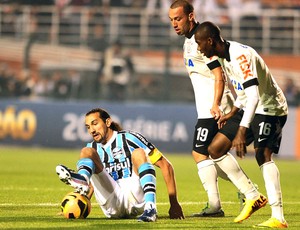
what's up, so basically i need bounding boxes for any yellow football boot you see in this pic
[234,193,268,223]
[254,217,288,228]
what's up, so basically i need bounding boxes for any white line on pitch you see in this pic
[1,201,300,207]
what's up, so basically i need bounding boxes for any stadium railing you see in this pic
[0,5,299,55]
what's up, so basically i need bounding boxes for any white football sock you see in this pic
[214,153,259,200]
[261,161,285,222]
[197,159,221,210]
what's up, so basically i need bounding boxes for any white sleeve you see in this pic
[240,85,259,128]
[234,98,244,109]
[204,55,221,70]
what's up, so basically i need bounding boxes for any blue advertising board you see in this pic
[0,100,196,152]
[1,99,296,159]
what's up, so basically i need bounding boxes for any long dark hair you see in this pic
[86,108,122,131]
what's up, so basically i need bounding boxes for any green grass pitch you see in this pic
[0,146,299,229]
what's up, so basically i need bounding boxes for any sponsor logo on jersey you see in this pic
[105,157,132,179]
[184,58,195,67]
[112,147,123,159]
[185,40,193,53]
[231,79,243,91]
[236,54,253,80]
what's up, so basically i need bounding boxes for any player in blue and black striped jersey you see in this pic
[56,108,184,222]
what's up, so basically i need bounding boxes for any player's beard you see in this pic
[182,23,191,36]
[95,127,109,144]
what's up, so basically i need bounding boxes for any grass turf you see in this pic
[0,146,299,229]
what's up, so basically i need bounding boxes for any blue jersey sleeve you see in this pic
[122,130,156,154]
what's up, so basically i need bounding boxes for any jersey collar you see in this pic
[224,40,231,62]
[101,130,117,149]
[185,22,199,39]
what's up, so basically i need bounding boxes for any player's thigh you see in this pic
[219,110,243,141]
[119,173,145,216]
[208,132,232,158]
[218,110,254,145]
[90,171,126,218]
[192,118,218,156]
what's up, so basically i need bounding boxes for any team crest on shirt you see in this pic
[185,40,193,54]
[112,147,123,159]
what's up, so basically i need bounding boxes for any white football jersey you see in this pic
[220,41,288,116]
[183,26,233,119]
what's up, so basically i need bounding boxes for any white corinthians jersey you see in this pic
[220,41,288,116]
[183,24,233,119]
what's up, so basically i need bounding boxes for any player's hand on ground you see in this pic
[168,203,185,219]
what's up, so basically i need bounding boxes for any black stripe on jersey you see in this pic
[207,59,221,70]
[109,137,123,179]
[139,168,156,178]
[127,131,148,145]
[243,78,259,89]
[119,133,132,177]
[103,147,109,163]
[127,139,140,149]
[92,141,97,150]
[121,133,131,158]
[121,134,132,171]
[125,130,155,151]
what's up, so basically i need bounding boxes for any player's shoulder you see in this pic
[227,41,253,62]
[120,130,153,148]
[228,41,252,54]
[119,130,147,140]
[205,55,221,70]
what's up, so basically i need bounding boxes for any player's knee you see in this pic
[192,150,209,162]
[132,148,148,165]
[255,148,272,166]
[208,144,219,159]
[80,147,97,158]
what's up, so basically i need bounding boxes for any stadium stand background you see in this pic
[0,0,300,104]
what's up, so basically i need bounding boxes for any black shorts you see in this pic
[218,110,253,145]
[219,110,287,154]
[192,118,219,155]
[250,114,287,153]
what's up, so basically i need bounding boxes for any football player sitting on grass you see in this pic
[56,107,184,222]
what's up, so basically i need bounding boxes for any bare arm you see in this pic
[154,156,184,219]
[211,66,225,120]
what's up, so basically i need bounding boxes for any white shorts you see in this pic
[90,170,145,218]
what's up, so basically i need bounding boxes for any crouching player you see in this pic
[56,108,184,222]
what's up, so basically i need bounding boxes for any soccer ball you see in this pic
[60,192,91,219]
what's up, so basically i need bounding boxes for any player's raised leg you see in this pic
[56,164,90,195]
